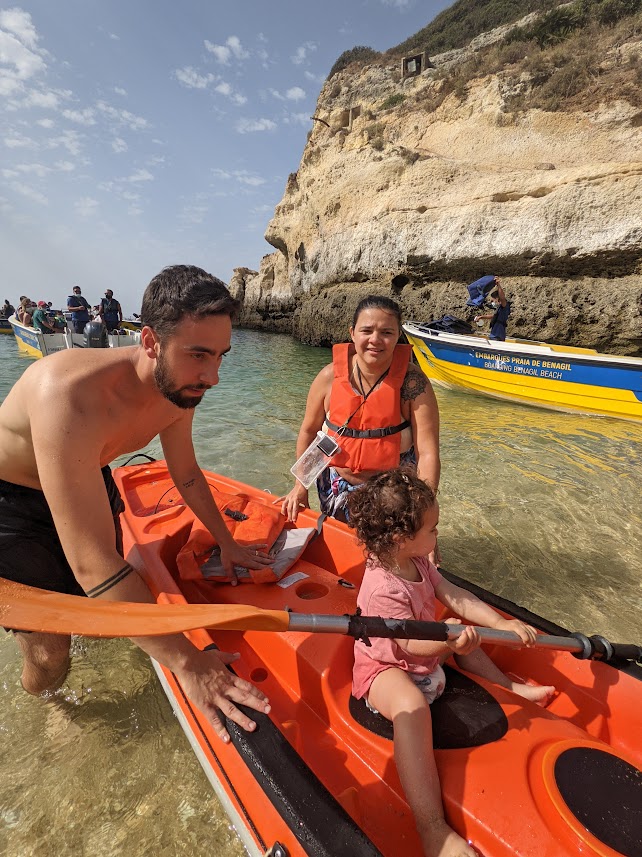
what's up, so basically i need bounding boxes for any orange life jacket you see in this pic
[177,490,285,584]
[325,343,412,473]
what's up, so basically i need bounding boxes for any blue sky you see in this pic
[1,1,449,315]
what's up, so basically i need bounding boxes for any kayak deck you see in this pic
[115,462,642,857]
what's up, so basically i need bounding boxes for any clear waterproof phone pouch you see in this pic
[290,431,341,488]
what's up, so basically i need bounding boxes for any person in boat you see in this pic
[348,467,555,857]
[474,280,510,341]
[99,289,123,332]
[31,301,56,334]
[17,297,33,326]
[66,285,92,334]
[2,300,15,319]
[279,295,440,525]
[0,265,272,742]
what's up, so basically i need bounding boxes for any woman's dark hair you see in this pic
[140,265,240,340]
[347,466,436,569]
[351,295,402,329]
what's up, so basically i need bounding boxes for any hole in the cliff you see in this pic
[391,275,410,292]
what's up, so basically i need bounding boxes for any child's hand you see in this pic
[447,622,481,655]
[494,618,538,646]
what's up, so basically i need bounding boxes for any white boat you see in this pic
[8,315,140,359]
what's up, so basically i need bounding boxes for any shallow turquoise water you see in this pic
[0,330,640,856]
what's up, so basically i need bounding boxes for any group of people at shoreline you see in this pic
[8,286,124,335]
[0,265,540,857]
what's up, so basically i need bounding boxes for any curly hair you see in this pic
[347,466,436,569]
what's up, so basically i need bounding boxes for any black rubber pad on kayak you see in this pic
[349,666,508,749]
[554,747,642,857]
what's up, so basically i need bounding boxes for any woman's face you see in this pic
[350,308,400,366]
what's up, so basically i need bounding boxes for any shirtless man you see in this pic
[0,265,272,743]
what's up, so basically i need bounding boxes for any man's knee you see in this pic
[15,632,71,695]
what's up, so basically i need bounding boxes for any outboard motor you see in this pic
[83,320,109,348]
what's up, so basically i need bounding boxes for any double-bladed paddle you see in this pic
[1,578,640,664]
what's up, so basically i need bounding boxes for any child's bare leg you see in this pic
[454,648,555,705]
[368,669,476,857]
[14,631,71,695]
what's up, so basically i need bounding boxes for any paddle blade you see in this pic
[0,578,290,638]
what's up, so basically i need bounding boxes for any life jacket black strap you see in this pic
[325,419,411,439]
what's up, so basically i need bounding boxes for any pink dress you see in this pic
[352,556,444,700]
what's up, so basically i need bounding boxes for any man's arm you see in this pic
[159,412,273,578]
[30,395,270,741]
[403,365,440,491]
[117,301,123,323]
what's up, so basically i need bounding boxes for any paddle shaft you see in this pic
[288,614,642,664]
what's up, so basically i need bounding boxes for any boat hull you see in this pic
[0,318,12,335]
[403,323,642,422]
[8,315,140,358]
[115,461,641,857]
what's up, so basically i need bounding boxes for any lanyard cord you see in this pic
[337,363,390,434]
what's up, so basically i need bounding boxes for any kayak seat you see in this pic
[349,666,508,750]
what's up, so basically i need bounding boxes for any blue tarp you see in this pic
[466,275,497,307]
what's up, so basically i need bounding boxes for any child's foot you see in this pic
[510,679,556,707]
[419,818,478,857]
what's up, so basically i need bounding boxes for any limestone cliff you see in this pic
[230,15,642,355]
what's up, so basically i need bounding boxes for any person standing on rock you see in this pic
[279,294,440,533]
[474,280,510,341]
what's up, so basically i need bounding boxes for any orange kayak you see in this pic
[115,461,641,857]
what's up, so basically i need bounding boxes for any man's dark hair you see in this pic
[140,265,240,340]
[352,294,402,329]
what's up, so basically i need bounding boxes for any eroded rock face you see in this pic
[232,29,642,355]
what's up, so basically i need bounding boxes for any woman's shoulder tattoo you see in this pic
[401,365,428,401]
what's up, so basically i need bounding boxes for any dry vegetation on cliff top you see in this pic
[330,0,642,113]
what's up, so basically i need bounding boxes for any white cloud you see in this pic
[54,160,74,172]
[24,89,61,109]
[114,86,127,96]
[175,66,217,89]
[235,117,277,134]
[95,101,149,131]
[286,86,305,101]
[62,107,96,125]
[212,168,266,187]
[205,35,249,65]
[381,0,413,7]
[75,197,99,217]
[304,70,325,83]
[126,169,153,182]
[0,8,39,48]
[2,161,49,177]
[36,118,54,128]
[46,130,82,156]
[11,181,48,205]
[4,132,37,149]
[111,137,127,153]
[214,81,246,105]
[291,42,317,65]
[283,112,311,126]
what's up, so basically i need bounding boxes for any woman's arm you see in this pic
[279,364,333,521]
[404,365,440,491]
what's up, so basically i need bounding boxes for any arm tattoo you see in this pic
[401,366,429,401]
[85,563,135,598]
[182,478,196,489]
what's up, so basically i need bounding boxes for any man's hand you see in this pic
[174,648,271,743]
[277,484,309,523]
[219,540,273,585]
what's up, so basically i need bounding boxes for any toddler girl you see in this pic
[348,467,554,857]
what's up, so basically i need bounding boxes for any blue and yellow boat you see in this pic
[403,322,642,423]
[0,318,13,335]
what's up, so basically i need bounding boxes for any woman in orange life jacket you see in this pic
[279,294,440,530]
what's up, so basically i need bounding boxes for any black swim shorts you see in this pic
[0,465,125,601]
